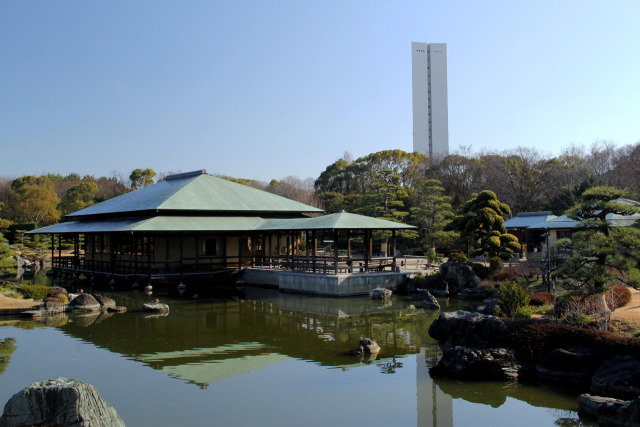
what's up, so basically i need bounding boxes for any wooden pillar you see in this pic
[58,234,62,258]
[334,230,339,275]
[312,230,317,273]
[392,229,397,271]
[179,234,184,280]
[364,230,369,272]
[147,234,152,279]
[222,235,227,268]
[51,234,55,269]
[237,236,242,270]
[134,234,138,277]
[268,234,272,268]
[251,234,256,267]
[194,234,199,272]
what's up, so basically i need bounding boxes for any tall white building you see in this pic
[412,42,449,158]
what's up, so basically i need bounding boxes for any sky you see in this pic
[1,1,639,183]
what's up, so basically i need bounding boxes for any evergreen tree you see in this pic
[555,186,640,294]
[446,190,520,259]
[410,179,456,251]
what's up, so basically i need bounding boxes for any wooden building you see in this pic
[29,170,415,292]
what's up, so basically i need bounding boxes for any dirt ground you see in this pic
[608,288,640,336]
[0,294,42,310]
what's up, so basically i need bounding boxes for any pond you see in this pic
[0,286,592,426]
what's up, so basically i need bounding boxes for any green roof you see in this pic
[261,211,416,231]
[29,211,416,234]
[67,170,322,218]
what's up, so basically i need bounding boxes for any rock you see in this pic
[437,346,520,381]
[50,286,69,296]
[439,262,479,295]
[370,288,392,300]
[422,290,440,310]
[536,347,603,388]
[67,293,101,312]
[42,300,66,314]
[142,302,169,312]
[94,295,116,311]
[428,310,506,351]
[353,338,380,355]
[457,288,490,300]
[0,377,124,427]
[578,393,640,427]
[108,306,127,313]
[478,298,501,316]
[591,355,640,400]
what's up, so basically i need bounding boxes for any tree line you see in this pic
[1,139,639,257]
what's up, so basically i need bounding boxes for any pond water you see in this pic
[0,286,592,426]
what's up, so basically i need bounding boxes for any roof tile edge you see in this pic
[166,170,207,180]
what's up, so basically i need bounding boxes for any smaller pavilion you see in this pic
[29,170,416,296]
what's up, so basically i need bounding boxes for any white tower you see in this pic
[412,42,449,158]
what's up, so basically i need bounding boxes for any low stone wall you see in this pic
[241,269,410,296]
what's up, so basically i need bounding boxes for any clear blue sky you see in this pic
[1,1,639,182]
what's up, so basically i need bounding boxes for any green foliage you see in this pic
[410,179,456,251]
[468,262,491,279]
[3,176,60,225]
[555,186,640,294]
[563,311,589,328]
[424,247,443,265]
[498,279,530,318]
[489,256,504,273]
[59,182,99,216]
[513,306,533,319]
[446,190,521,260]
[448,252,468,263]
[129,168,157,190]
[16,284,52,300]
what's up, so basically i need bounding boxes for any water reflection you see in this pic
[57,288,440,388]
[0,285,591,426]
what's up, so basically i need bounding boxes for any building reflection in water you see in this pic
[58,287,442,389]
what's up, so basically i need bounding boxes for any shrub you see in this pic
[47,291,69,304]
[609,285,631,310]
[498,280,530,318]
[469,262,490,279]
[563,311,589,328]
[448,252,468,263]
[492,268,518,282]
[16,284,51,301]
[514,306,533,319]
[489,256,504,273]
[530,292,554,307]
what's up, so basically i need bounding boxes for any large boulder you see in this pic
[353,338,380,355]
[536,347,603,388]
[67,293,101,312]
[370,288,392,300]
[436,346,520,381]
[0,377,124,427]
[458,288,491,300]
[428,310,506,351]
[422,290,440,310]
[94,295,116,311]
[439,262,479,295]
[591,355,640,400]
[578,394,640,427]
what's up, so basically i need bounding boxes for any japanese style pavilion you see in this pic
[30,170,415,293]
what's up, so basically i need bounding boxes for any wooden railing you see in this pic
[52,253,400,276]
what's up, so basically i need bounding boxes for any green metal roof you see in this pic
[29,211,415,234]
[66,170,322,218]
[260,211,416,231]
